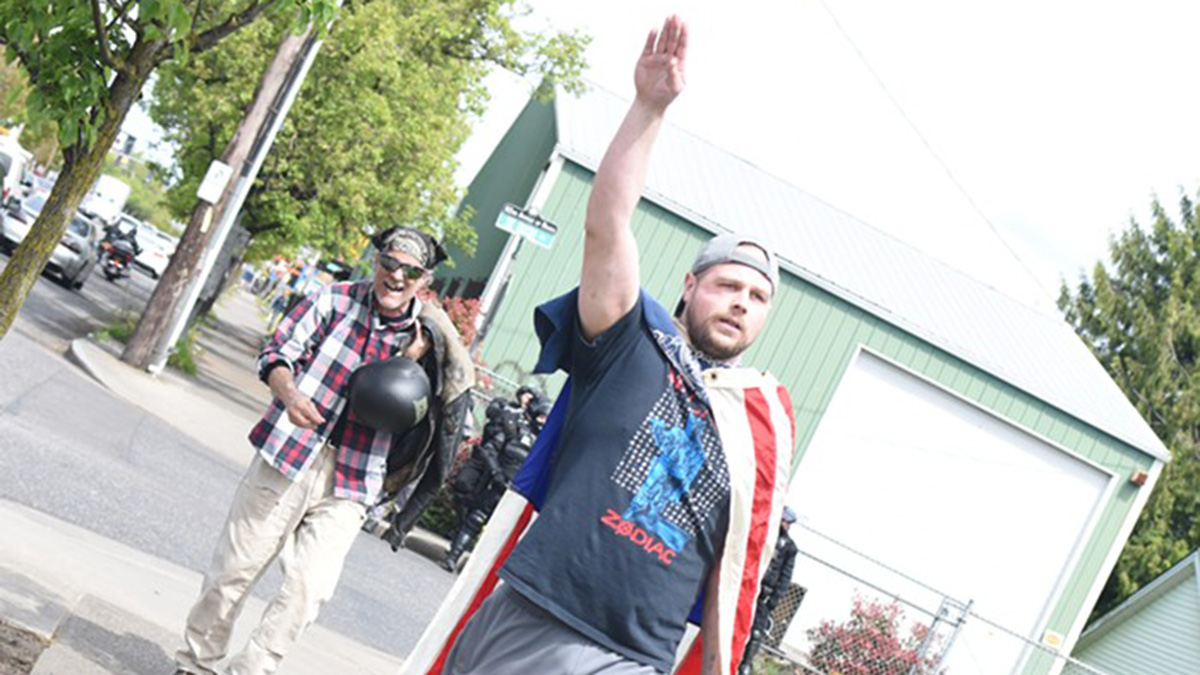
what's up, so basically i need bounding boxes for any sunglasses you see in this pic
[379,255,427,280]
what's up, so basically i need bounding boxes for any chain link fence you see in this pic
[743,523,1114,675]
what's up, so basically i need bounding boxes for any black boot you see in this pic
[442,529,473,572]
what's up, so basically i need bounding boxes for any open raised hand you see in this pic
[634,15,688,112]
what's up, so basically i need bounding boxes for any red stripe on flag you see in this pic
[427,502,536,674]
[776,384,796,443]
[675,633,704,675]
[729,388,778,674]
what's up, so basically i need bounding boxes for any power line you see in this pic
[816,0,1053,300]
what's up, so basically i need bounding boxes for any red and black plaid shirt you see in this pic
[249,281,418,503]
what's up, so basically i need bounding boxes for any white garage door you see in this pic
[782,350,1113,673]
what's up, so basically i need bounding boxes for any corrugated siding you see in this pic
[438,99,557,284]
[479,162,706,392]
[1072,572,1200,674]
[479,160,1158,675]
[554,87,1167,461]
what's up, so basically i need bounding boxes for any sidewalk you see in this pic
[0,498,404,675]
[65,285,454,565]
[67,287,273,469]
[1,286,447,674]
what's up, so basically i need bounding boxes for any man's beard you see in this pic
[683,307,749,362]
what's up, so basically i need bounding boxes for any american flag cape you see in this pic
[401,291,795,675]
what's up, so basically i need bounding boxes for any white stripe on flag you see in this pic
[695,368,794,675]
[401,490,534,674]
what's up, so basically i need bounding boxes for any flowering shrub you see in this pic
[441,296,481,347]
[806,596,945,675]
[416,289,481,349]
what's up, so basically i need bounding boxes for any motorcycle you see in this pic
[99,237,137,282]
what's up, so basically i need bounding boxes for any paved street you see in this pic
[0,247,155,354]
[0,250,457,671]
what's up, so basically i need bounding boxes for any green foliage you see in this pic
[0,0,339,342]
[416,484,460,538]
[417,436,479,537]
[0,0,111,152]
[0,49,58,166]
[167,325,203,375]
[149,0,588,264]
[103,156,173,229]
[0,0,338,157]
[94,312,139,343]
[95,311,200,375]
[1059,193,1200,618]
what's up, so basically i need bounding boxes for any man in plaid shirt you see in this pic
[175,226,475,675]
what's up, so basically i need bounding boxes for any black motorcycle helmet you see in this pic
[347,357,431,434]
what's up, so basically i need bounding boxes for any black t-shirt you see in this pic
[500,295,730,672]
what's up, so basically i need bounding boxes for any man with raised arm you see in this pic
[438,15,794,675]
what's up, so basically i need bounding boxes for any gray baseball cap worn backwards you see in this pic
[691,233,780,291]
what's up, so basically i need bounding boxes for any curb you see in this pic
[64,337,104,388]
[401,528,452,565]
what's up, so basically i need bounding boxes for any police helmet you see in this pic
[529,399,553,431]
[530,399,553,418]
[347,357,431,433]
[516,385,539,400]
[485,397,507,420]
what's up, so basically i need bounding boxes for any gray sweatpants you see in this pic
[444,583,659,674]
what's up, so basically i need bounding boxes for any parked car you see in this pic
[133,220,178,279]
[0,191,47,253]
[0,135,33,210]
[0,193,99,289]
[50,213,100,289]
[29,174,55,197]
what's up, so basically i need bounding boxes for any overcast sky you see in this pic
[122,1,1200,315]
[453,0,1200,315]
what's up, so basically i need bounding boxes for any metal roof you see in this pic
[553,85,1169,462]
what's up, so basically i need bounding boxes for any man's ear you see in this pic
[682,271,698,299]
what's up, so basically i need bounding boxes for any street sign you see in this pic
[495,203,558,249]
[196,160,234,204]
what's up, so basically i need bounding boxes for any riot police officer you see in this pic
[442,392,543,571]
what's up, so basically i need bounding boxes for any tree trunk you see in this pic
[121,30,313,369]
[0,61,154,340]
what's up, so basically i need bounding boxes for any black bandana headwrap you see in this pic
[370,226,448,269]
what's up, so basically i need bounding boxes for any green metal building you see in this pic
[437,86,1169,674]
[1071,550,1200,674]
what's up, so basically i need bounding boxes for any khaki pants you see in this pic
[176,445,367,675]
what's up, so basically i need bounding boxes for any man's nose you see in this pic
[730,291,750,313]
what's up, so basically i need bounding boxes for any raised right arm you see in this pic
[578,15,688,340]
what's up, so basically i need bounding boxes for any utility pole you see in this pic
[120,24,326,371]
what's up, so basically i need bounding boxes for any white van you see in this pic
[79,174,131,226]
[0,136,33,210]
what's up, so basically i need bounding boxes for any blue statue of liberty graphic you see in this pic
[622,411,707,551]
